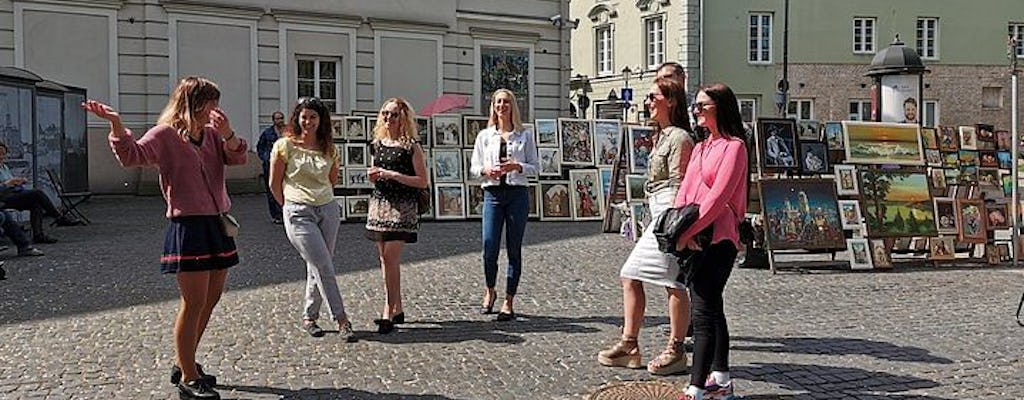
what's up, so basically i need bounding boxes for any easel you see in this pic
[602,131,630,233]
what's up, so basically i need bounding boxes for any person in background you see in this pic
[269,97,354,341]
[257,111,286,224]
[82,76,247,400]
[0,142,80,244]
[0,206,44,256]
[469,89,539,322]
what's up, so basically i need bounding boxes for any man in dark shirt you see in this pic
[257,111,286,224]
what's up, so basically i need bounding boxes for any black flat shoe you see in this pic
[170,363,217,387]
[374,318,395,334]
[480,296,496,315]
[495,311,516,322]
[303,321,325,338]
[177,380,220,399]
[392,312,405,324]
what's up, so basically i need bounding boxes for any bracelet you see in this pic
[225,131,236,141]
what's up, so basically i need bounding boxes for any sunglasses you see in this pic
[693,102,716,112]
[645,93,663,102]
[381,110,403,119]
[297,97,324,107]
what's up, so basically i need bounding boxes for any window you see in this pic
[848,100,872,121]
[923,100,939,127]
[645,16,665,69]
[296,58,339,113]
[916,17,939,59]
[982,86,1002,109]
[596,25,613,76]
[852,17,876,54]
[786,99,813,120]
[1011,23,1024,58]
[738,98,757,126]
[748,13,772,63]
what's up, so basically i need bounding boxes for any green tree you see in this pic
[892,208,905,232]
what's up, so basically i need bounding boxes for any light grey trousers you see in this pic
[284,201,347,322]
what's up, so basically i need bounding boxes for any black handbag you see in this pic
[653,203,702,257]
[416,189,431,215]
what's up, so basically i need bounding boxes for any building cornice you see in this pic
[367,17,448,34]
[13,0,124,9]
[468,27,540,43]
[159,0,264,20]
[272,9,362,28]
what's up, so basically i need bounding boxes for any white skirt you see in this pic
[619,188,684,289]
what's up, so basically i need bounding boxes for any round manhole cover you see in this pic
[589,381,684,400]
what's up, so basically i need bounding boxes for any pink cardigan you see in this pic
[110,125,248,218]
[673,135,748,249]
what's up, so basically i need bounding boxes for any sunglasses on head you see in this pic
[297,97,324,107]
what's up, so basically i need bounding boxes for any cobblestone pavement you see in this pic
[1,195,1023,399]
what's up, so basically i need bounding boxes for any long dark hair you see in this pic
[698,83,746,143]
[287,97,335,158]
[653,77,692,133]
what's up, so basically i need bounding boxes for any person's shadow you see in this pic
[354,314,664,345]
[731,336,953,364]
[734,362,945,400]
[218,385,456,400]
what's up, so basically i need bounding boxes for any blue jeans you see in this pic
[481,186,530,295]
[262,162,282,220]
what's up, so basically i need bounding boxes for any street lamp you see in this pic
[621,66,633,88]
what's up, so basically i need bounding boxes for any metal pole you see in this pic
[780,0,790,116]
[1012,38,1019,269]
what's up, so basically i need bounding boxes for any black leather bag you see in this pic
[416,189,431,215]
[653,203,701,257]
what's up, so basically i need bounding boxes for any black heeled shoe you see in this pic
[170,363,217,387]
[480,295,496,315]
[392,312,405,324]
[177,379,220,399]
[374,318,395,334]
[495,311,516,322]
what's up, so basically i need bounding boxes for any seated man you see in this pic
[0,142,80,243]
[0,207,43,257]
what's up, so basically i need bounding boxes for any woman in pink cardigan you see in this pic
[82,76,247,400]
[674,83,748,400]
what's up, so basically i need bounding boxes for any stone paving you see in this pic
[1,195,1023,399]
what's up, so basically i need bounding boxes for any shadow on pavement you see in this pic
[734,362,944,399]
[732,336,953,364]
[358,315,666,345]
[219,384,458,400]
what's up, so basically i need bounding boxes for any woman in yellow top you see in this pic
[269,97,354,341]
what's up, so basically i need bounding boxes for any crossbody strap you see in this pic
[189,133,223,214]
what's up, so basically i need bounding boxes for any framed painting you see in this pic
[955,198,986,243]
[978,168,1000,188]
[797,120,821,141]
[538,148,562,177]
[415,116,432,148]
[463,115,489,147]
[465,183,485,219]
[432,149,463,183]
[345,143,368,167]
[625,174,647,203]
[330,116,345,140]
[760,179,845,250]
[334,167,346,189]
[534,119,559,147]
[958,150,978,166]
[1002,173,1012,197]
[976,123,996,150]
[937,126,959,152]
[568,169,603,220]
[799,141,829,175]
[996,130,1012,151]
[929,236,956,260]
[997,242,1012,261]
[343,116,367,141]
[846,238,873,270]
[824,121,844,151]
[986,244,1001,264]
[598,166,613,200]
[986,203,1009,230]
[858,168,937,238]
[558,118,595,166]
[920,127,938,150]
[479,46,530,119]
[434,184,466,220]
[924,149,942,167]
[929,167,947,191]
[462,149,475,182]
[958,166,978,186]
[627,125,655,174]
[540,181,572,221]
[870,239,894,269]
[345,167,371,189]
[333,196,347,221]
[757,118,798,170]
[433,114,462,148]
[345,195,370,218]
[834,164,859,196]
[528,184,540,218]
[978,151,999,168]
[593,119,623,167]
[333,143,346,167]
[997,151,1012,169]
[842,121,924,166]
[958,126,978,150]
[837,199,863,230]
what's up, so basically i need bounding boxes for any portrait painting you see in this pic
[979,151,999,168]
[593,119,623,167]
[846,238,873,270]
[558,118,595,166]
[463,116,489,147]
[837,199,863,230]
[870,239,893,269]
[842,121,924,166]
[465,184,485,218]
[330,116,345,140]
[933,197,957,234]
[345,143,368,167]
[343,116,367,141]
[920,127,938,150]
[996,130,1012,151]
[540,181,572,221]
[434,184,466,219]
[986,203,1009,230]
[539,148,562,177]
[799,141,829,175]
[757,118,798,169]
[937,126,959,152]
[824,121,844,151]
[976,123,996,151]
[432,149,463,183]
[568,169,603,221]
[797,120,821,141]
[858,168,937,237]
[929,236,956,260]
[625,174,647,203]
[628,125,655,174]
[955,198,987,243]
[958,126,978,151]
[432,114,462,148]
[415,116,432,147]
[833,164,859,196]
[760,179,845,250]
[345,167,371,189]
[534,119,559,147]
[345,195,370,218]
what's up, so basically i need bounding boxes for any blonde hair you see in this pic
[486,89,524,132]
[372,98,418,144]
[157,76,221,140]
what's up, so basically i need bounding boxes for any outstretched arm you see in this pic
[82,99,159,167]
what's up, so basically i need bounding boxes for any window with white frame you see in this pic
[923,100,939,127]
[853,17,876,54]
[596,25,613,76]
[786,99,813,120]
[645,15,665,69]
[296,58,340,113]
[916,17,939,59]
[738,98,757,126]
[748,13,772,63]
[848,100,871,121]
[1010,23,1024,58]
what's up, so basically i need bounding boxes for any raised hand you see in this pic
[209,107,233,139]
[80,100,121,124]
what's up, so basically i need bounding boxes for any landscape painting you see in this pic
[842,121,924,166]
[760,179,845,250]
[858,168,937,238]
[534,119,559,147]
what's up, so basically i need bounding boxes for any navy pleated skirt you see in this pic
[160,215,239,274]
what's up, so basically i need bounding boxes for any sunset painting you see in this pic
[859,168,937,237]
[842,121,924,166]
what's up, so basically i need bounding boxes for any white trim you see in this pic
[923,99,940,127]
[278,23,358,114]
[473,39,535,118]
[168,14,258,144]
[748,12,773,64]
[373,30,444,106]
[852,17,876,54]
[595,24,614,76]
[14,2,120,115]
[643,14,665,69]
[916,17,940,61]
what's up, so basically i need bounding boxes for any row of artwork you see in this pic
[843,236,1013,269]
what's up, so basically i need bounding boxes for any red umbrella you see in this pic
[418,93,469,116]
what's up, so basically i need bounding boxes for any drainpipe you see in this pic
[699,0,705,87]
[559,0,570,116]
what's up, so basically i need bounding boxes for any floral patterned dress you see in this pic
[365,140,420,243]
